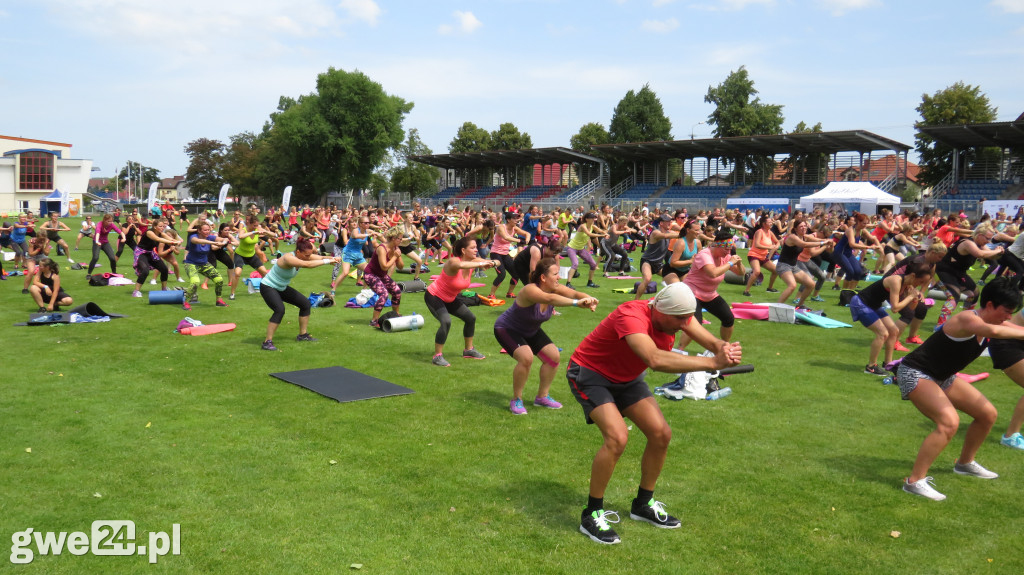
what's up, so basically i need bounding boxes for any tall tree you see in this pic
[259,68,412,205]
[449,122,492,153]
[914,82,999,188]
[704,66,784,182]
[779,121,826,185]
[608,85,672,182]
[569,122,610,152]
[609,84,672,144]
[490,122,532,150]
[392,128,439,197]
[183,138,226,200]
[221,131,263,199]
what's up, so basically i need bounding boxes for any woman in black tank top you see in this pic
[895,277,1024,501]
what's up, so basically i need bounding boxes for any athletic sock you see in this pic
[635,487,654,507]
[585,495,604,516]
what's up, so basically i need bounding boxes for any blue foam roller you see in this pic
[149,290,184,305]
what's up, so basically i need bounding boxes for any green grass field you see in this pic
[3,220,1023,574]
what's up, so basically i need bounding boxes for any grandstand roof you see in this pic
[412,147,604,170]
[589,130,910,162]
[916,120,1024,150]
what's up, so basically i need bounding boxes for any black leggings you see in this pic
[603,240,629,273]
[211,248,235,270]
[424,291,475,345]
[490,252,518,289]
[136,254,169,284]
[260,283,310,324]
[116,237,137,258]
[89,242,117,275]
[695,294,735,328]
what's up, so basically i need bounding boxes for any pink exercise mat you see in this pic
[732,308,769,320]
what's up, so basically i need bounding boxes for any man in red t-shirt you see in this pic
[568,283,742,544]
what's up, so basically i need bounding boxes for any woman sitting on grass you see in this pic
[28,257,71,312]
[494,257,598,415]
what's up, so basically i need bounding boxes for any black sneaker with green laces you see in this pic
[630,498,681,529]
[579,509,621,544]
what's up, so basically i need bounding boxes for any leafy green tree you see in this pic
[914,82,999,188]
[221,132,263,199]
[609,84,672,144]
[449,122,492,153]
[704,66,784,182]
[779,121,826,184]
[258,68,412,205]
[490,122,532,150]
[183,138,226,200]
[392,128,439,197]
[607,85,672,182]
[569,122,610,152]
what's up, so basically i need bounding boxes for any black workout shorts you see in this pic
[566,360,652,425]
[989,338,1024,371]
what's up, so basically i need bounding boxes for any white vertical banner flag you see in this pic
[282,186,293,212]
[218,184,231,211]
[147,182,159,214]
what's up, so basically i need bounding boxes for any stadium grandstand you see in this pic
[411,147,608,209]
[411,121,1022,214]
[915,118,1024,212]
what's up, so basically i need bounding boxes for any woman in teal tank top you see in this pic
[259,238,341,351]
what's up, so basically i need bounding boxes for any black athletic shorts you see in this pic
[234,253,263,270]
[494,326,554,358]
[989,338,1024,370]
[399,244,417,255]
[566,360,652,425]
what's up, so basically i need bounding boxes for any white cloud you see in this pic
[690,0,775,11]
[641,17,680,32]
[339,0,381,26]
[652,0,677,6]
[438,10,482,35]
[46,0,343,63]
[820,0,881,16]
[992,0,1024,12]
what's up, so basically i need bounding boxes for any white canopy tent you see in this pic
[797,182,901,215]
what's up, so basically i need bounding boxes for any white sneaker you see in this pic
[150,279,157,285]
[177,277,186,283]
[903,476,946,501]
[953,460,999,479]
[131,290,142,298]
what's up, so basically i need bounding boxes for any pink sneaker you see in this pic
[509,398,527,415]
[533,395,563,409]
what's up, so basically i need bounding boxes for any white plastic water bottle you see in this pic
[705,387,732,401]
[411,312,420,331]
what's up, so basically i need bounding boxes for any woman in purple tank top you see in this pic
[493,257,599,415]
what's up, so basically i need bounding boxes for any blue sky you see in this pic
[2,0,1022,180]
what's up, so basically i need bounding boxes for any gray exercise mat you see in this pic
[269,366,414,403]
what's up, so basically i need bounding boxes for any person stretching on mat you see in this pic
[131,218,181,298]
[364,226,405,329]
[29,257,72,312]
[681,230,744,342]
[259,238,340,351]
[896,277,1024,501]
[569,283,742,544]
[495,257,598,415]
[424,236,498,367]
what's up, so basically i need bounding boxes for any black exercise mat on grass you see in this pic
[270,366,414,403]
[14,302,128,326]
